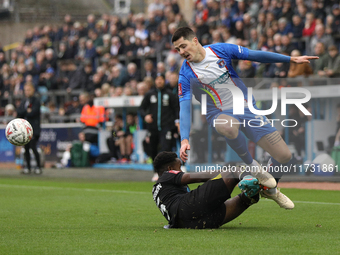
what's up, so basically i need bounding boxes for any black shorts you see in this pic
[176,177,231,229]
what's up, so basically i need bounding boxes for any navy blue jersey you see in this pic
[152,171,189,227]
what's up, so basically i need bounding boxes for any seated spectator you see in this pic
[115,112,137,162]
[106,114,124,161]
[67,60,94,92]
[38,67,59,90]
[65,96,82,116]
[318,45,340,78]
[45,48,57,71]
[303,13,316,37]
[127,62,141,82]
[144,60,157,79]
[101,83,111,97]
[291,15,304,39]
[237,60,256,79]
[156,62,166,77]
[166,55,179,73]
[288,50,313,78]
[109,66,128,87]
[137,82,148,96]
[281,35,295,55]
[84,39,97,68]
[310,24,334,55]
[312,42,329,75]
[277,17,292,36]
[3,104,16,124]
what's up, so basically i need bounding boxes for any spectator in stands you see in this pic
[45,48,57,71]
[303,13,316,37]
[137,82,148,96]
[17,83,42,175]
[312,42,329,75]
[156,62,166,77]
[92,73,103,92]
[139,74,179,181]
[84,40,97,68]
[127,62,141,82]
[291,15,304,39]
[318,45,340,78]
[310,24,334,55]
[114,112,137,162]
[76,38,87,61]
[281,35,295,55]
[166,72,179,96]
[67,60,94,92]
[2,104,16,124]
[288,50,313,78]
[38,67,58,90]
[65,96,82,117]
[237,60,256,80]
[101,83,110,97]
[144,59,157,79]
[109,66,128,87]
[311,0,326,21]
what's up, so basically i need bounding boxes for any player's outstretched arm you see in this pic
[247,49,318,64]
[180,172,218,184]
[179,100,191,162]
[290,55,319,64]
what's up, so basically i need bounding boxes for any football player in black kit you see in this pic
[152,151,262,229]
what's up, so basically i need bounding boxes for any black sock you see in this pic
[238,193,259,206]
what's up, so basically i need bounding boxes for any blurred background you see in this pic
[0,0,340,178]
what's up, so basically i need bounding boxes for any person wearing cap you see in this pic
[38,67,58,90]
[139,74,179,182]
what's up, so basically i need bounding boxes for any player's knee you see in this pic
[216,125,238,139]
[276,150,292,163]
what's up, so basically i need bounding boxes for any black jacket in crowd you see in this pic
[139,87,179,131]
[17,95,41,136]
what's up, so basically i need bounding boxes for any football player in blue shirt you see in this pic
[172,27,318,209]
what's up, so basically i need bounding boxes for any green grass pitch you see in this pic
[0,177,339,255]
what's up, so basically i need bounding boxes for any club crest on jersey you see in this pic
[216,59,226,68]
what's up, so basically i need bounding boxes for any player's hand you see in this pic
[180,140,190,162]
[290,55,319,64]
[145,114,153,123]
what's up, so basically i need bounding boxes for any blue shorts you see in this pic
[206,108,277,143]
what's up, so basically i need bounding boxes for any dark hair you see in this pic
[171,27,196,43]
[153,151,178,175]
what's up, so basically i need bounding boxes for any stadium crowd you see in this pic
[1,0,340,163]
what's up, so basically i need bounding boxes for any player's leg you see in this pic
[256,131,295,209]
[214,114,253,164]
[23,142,31,174]
[30,135,42,174]
[214,113,276,188]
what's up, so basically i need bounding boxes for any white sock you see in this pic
[248,160,261,172]
[265,188,277,195]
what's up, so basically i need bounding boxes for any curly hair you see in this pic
[153,151,178,175]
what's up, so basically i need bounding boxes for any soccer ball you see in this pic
[5,118,33,146]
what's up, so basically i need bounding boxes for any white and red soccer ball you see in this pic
[5,118,33,146]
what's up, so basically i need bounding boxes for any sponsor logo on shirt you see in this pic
[178,83,183,97]
[208,71,230,87]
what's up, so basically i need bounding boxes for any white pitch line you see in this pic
[261,198,340,206]
[0,184,150,195]
[1,184,340,206]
